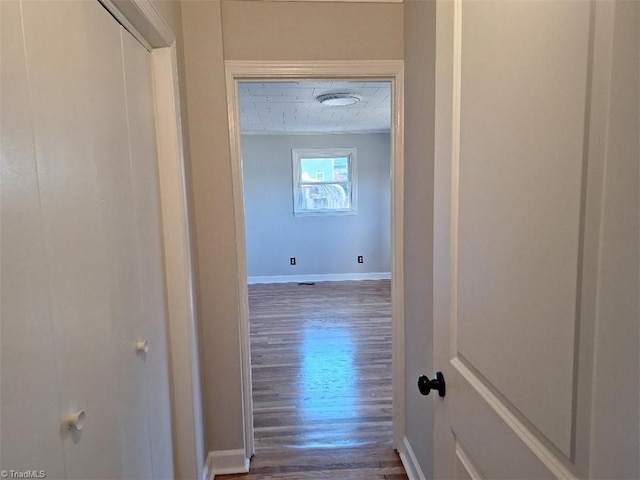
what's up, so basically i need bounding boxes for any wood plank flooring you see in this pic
[216,445,408,479]
[216,280,407,479]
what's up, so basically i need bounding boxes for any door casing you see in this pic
[224,60,406,457]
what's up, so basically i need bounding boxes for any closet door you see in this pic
[85,4,155,479]
[18,1,123,477]
[121,28,175,478]
[0,2,66,476]
[1,2,173,478]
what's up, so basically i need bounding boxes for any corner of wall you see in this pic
[181,0,247,457]
[402,0,437,478]
[203,449,250,480]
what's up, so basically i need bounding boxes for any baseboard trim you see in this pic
[247,272,392,284]
[399,436,428,480]
[203,449,250,480]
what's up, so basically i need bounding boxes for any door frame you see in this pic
[224,60,406,455]
[95,2,205,479]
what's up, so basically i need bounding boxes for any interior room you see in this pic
[236,80,399,466]
[1,1,637,479]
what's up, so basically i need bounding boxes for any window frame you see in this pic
[291,147,358,217]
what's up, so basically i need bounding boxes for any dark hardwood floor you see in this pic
[216,280,407,479]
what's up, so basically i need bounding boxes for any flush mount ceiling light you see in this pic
[316,93,362,106]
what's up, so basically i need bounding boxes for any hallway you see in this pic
[217,280,407,478]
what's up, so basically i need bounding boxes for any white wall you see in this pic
[242,133,391,279]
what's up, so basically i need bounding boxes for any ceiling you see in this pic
[238,81,391,134]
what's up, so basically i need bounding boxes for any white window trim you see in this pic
[292,147,358,217]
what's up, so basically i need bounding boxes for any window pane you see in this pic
[300,157,350,182]
[332,157,349,181]
[292,148,356,216]
[297,182,351,211]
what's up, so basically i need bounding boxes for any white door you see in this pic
[432,1,638,479]
[1,1,173,478]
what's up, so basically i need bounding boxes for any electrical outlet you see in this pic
[357,255,364,264]
[290,257,296,266]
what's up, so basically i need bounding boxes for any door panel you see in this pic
[83,3,154,478]
[454,449,475,480]
[456,0,591,457]
[432,1,634,478]
[121,27,175,477]
[0,2,66,476]
[20,2,122,477]
[588,1,639,477]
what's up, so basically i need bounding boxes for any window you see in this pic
[292,148,357,216]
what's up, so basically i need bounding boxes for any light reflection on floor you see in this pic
[249,281,394,451]
[299,327,362,448]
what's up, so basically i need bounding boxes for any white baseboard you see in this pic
[203,449,250,480]
[399,436,428,480]
[247,272,391,284]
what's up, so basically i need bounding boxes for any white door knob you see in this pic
[136,340,149,355]
[65,410,85,431]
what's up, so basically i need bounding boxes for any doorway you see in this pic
[224,61,405,458]
[240,79,392,453]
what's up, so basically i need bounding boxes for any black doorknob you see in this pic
[418,371,446,397]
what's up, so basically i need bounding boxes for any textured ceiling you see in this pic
[238,81,391,134]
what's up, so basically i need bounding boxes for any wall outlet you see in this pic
[357,255,364,264]
[290,257,296,266]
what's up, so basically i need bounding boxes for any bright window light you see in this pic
[292,148,358,216]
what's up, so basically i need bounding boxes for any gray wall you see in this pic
[404,0,436,477]
[182,0,403,454]
[242,133,391,278]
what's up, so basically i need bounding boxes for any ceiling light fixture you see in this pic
[316,93,362,106]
